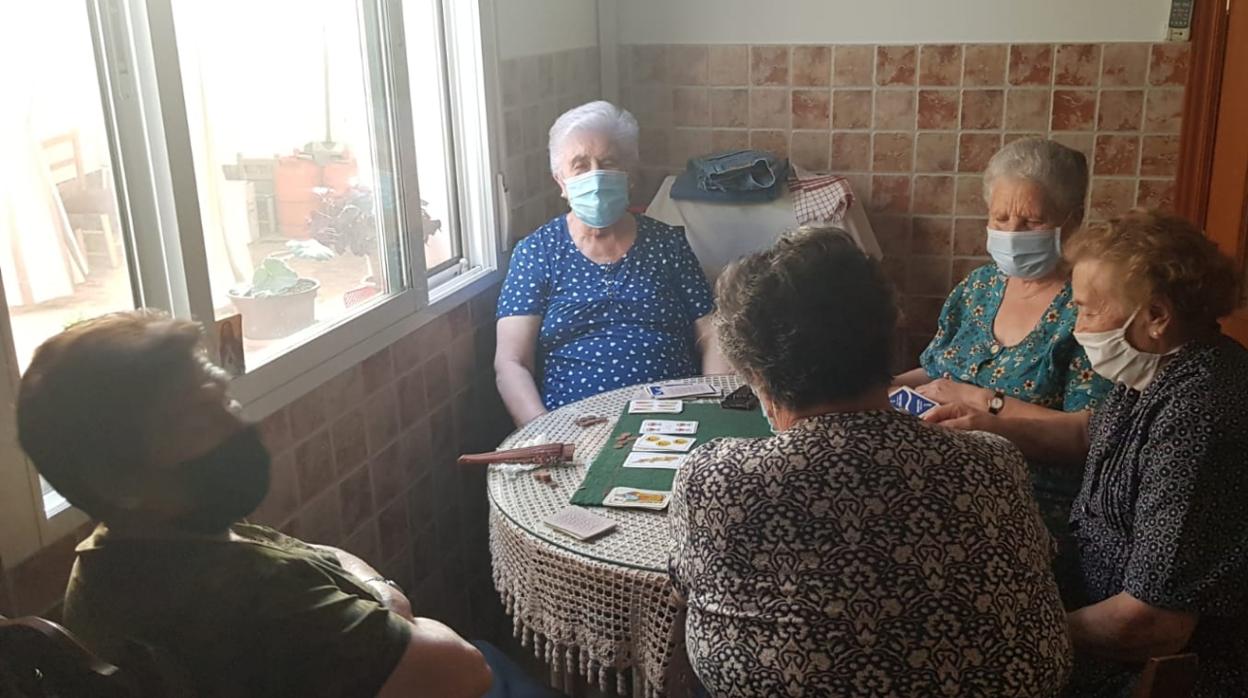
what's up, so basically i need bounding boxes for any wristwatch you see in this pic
[987,389,1006,415]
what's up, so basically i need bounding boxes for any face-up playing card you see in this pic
[631,433,697,452]
[603,487,671,510]
[543,506,617,540]
[888,387,939,417]
[645,383,718,399]
[638,419,698,435]
[622,452,689,469]
[628,399,683,414]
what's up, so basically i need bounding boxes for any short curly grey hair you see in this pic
[714,227,898,409]
[548,100,640,176]
[982,138,1088,222]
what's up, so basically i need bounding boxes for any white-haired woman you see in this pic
[895,138,1111,555]
[494,101,728,426]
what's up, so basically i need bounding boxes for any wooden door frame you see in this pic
[1175,0,1230,223]
[1176,0,1248,340]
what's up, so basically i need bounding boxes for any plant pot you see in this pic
[321,155,358,195]
[274,156,320,239]
[227,279,320,340]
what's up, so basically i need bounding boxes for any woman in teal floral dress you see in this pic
[896,138,1111,560]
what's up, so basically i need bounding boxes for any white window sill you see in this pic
[233,266,503,421]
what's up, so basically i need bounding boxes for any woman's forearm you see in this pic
[495,360,547,426]
[998,395,1067,419]
[700,336,732,375]
[694,316,732,375]
[987,411,1090,464]
[1068,593,1197,663]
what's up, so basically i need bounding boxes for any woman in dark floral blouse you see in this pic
[670,227,1071,697]
[929,211,1248,697]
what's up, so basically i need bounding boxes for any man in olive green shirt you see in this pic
[17,311,492,697]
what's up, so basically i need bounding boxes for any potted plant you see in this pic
[307,184,380,284]
[302,185,443,290]
[227,255,320,340]
[232,187,442,335]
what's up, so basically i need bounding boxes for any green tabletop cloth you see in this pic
[570,402,773,506]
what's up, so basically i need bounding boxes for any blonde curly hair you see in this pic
[1065,209,1238,327]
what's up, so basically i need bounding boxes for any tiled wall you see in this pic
[500,46,603,243]
[617,42,1188,363]
[0,287,516,642]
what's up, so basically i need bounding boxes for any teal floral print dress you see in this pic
[920,263,1111,549]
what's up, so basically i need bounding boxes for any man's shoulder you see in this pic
[73,524,330,591]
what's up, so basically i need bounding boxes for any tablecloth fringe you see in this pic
[496,582,662,698]
[491,509,667,698]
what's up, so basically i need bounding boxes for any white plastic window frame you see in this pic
[0,0,505,569]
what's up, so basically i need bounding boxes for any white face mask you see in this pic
[1074,308,1176,391]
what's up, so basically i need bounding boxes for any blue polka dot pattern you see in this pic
[497,214,714,410]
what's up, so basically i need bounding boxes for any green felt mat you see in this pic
[570,401,773,506]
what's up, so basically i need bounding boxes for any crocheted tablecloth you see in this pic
[488,375,745,697]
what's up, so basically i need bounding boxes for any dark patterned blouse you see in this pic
[1067,335,1248,697]
[669,410,1072,697]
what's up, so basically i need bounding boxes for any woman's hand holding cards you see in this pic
[922,401,994,431]
[915,378,993,411]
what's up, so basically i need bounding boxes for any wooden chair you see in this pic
[1130,653,1199,698]
[40,129,123,270]
[0,614,192,697]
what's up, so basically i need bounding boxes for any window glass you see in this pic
[404,0,462,273]
[172,0,402,367]
[0,0,135,372]
[0,0,136,520]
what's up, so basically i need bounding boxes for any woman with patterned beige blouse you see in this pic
[669,227,1071,697]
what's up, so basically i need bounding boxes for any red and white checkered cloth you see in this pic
[788,171,855,226]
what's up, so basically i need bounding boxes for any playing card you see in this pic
[628,399,683,414]
[603,487,671,510]
[631,433,697,452]
[638,419,699,435]
[888,387,939,417]
[543,506,617,540]
[645,383,718,399]
[622,452,689,469]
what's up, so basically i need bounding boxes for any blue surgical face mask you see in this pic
[985,227,1062,279]
[564,170,629,229]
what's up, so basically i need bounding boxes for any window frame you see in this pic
[416,0,468,277]
[0,0,506,569]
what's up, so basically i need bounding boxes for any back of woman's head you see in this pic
[715,227,898,409]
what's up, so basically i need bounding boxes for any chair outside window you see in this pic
[40,129,123,270]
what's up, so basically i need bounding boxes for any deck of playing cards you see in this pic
[888,386,939,417]
[544,506,617,540]
[720,384,759,411]
[622,452,689,469]
[628,399,683,414]
[603,487,671,510]
[645,383,718,399]
[639,419,698,435]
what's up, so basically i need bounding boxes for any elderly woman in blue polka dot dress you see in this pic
[495,101,729,425]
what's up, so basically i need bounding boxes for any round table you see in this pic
[487,375,743,698]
